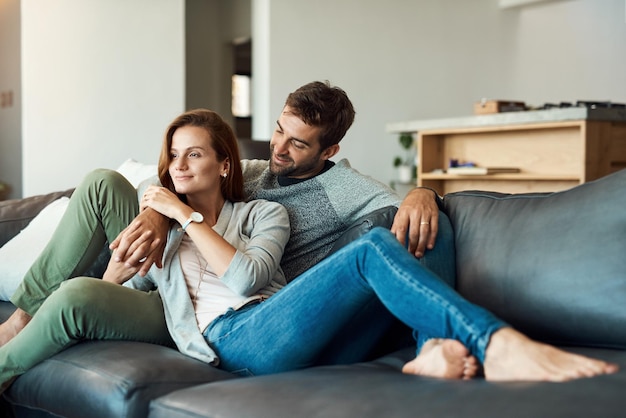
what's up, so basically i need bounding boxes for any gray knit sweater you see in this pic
[241,158,402,281]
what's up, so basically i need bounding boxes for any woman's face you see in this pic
[168,125,227,198]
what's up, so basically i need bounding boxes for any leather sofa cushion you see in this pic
[149,346,626,418]
[4,341,235,418]
[443,169,626,349]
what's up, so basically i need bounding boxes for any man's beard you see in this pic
[269,147,322,178]
[269,159,294,177]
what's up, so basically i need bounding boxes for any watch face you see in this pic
[191,212,204,223]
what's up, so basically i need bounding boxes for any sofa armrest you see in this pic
[327,206,398,256]
[443,169,626,349]
[0,189,74,247]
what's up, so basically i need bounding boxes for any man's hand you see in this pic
[109,208,169,276]
[390,188,439,258]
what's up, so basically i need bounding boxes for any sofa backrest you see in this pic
[443,169,626,349]
[237,139,270,160]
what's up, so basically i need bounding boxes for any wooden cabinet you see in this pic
[388,110,626,195]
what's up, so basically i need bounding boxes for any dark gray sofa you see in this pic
[1,168,625,418]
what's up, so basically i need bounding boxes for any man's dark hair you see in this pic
[284,81,356,150]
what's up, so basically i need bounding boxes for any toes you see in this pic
[462,359,479,379]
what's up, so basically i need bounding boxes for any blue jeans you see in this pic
[313,209,458,364]
[204,227,506,376]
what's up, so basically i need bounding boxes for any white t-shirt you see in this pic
[178,234,248,332]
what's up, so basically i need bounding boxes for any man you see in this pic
[1,81,616,381]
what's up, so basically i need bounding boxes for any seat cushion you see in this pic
[443,169,626,349]
[149,347,626,418]
[0,301,15,322]
[4,341,236,418]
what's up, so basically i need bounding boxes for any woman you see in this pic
[0,109,290,389]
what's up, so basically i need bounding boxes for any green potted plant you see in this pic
[393,132,415,183]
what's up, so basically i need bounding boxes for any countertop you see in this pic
[386,107,626,133]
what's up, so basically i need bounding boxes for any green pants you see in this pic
[11,169,140,314]
[2,169,173,389]
[1,277,172,389]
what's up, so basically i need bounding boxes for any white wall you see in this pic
[21,0,185,196]
[0,0,22,200]
[255,0,626,184]
[7,0,625,196]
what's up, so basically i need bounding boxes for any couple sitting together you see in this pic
[0,81,617,391]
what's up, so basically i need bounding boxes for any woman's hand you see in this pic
[140,185,184,220]
[109,207,169,276]
[102,251,142,284]
[109,185,183,277]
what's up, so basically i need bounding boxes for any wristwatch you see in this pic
[181,211,204,231]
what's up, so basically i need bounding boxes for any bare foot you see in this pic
[484,327,619,382]
[402,338,478,379]
[0,308,32,346]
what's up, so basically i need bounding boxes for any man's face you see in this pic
[269,106,331,179]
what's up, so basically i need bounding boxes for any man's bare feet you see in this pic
[0,308,32,346]
[402,338,478,379]
[484,327,619,382]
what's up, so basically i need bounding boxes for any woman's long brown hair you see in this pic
[158,109,244,202]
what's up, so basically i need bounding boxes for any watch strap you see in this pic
[181,218,194,231]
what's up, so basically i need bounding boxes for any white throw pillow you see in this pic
[0,197,70,300]
[116,158,158,188]
[0,159,156,301]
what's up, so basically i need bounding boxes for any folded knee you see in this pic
[48,277,104,310]
[366,227,396,244]
[83,168,130,191]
